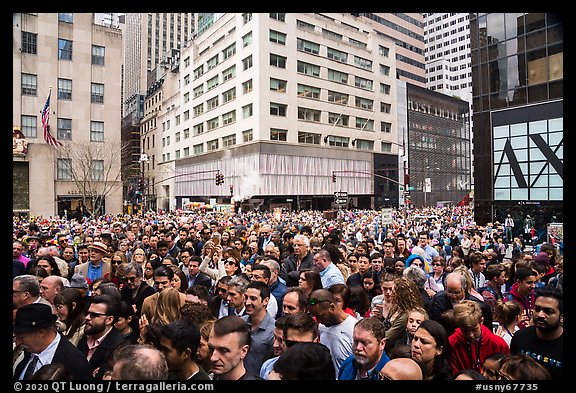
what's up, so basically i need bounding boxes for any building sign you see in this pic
[493,117,563,201]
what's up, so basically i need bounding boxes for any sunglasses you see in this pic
[225,260,237,265]
[284,339,306,348]
[308,298,330,306]
[432,263,442,266]
[123,276,138,282]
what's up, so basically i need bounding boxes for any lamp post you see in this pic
[139,153,149,214]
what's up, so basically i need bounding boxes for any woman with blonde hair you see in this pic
[151,287,182,325]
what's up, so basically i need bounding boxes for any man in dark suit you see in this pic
[13,303,92,380]
[185,254,213,292]
[280,234,314,287]
[119,262,156,325]
[77,294,127,379]
[256,224,273,256]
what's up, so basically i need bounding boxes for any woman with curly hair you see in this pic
[382,276,424,351]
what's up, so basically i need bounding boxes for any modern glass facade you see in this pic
[406,84,471,207]
[470,13,563,232]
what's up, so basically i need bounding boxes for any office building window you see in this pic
[270,128,287,141]
[22,31,38,54]
[92,45,105,65]
[21,73,37,95]
[58,78,72,100]
[58,39,73,60]
[56,118,72,141]
[57,159,72,180]
[91,83,104,104]
[90,121,104,142]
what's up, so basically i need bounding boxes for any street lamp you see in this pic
[139,153,149,213]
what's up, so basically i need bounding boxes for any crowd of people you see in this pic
[12,204,563,381]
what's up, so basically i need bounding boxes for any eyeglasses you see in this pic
[284,339,306,348]
[87,311,109,319]
[123,276,138,282]
[308,298,330,306]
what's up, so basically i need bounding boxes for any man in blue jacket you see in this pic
[337,317,390,380]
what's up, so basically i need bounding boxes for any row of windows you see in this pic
[20,115,105,142]
[21,74,105,103]
[21,32,105,65]
[167,129,394,161]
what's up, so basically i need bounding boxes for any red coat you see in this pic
[448,324,509,376]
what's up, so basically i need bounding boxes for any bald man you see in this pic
[380,357,423,380]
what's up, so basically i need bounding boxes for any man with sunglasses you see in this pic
[308,289,357,375]
[77,294,127,379]
[119,262,156,328]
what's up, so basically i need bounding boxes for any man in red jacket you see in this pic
[448,300,509,376]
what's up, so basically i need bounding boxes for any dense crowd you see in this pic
[12,204,563,381]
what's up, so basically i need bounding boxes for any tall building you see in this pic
[13,13,123,217]
[470,13,563,232]
[142,13,470,212]
[423,13,472,102]
[121,13,194,213]
[123,13,194,118]
[423,12,474,195]
[352,13,426,87]
[143,13,402,212]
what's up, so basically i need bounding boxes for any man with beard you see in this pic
[510,287,563,380]
[337,317,390,380]
[77,294,126,379]
[308,289,357,375]
[208,315,262,380]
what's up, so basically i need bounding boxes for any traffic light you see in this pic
[332,172,336,183]
[230,184,234,196]
[215,172,224,186]
[138,178,144,191]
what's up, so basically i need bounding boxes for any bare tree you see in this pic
[54,140,131,217]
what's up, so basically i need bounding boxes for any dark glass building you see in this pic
[406,83,472,208]
[470,13,563,237]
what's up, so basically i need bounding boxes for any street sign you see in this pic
[334,191,348,198]
[407,186,414,191]
[335,198,348,205]
[382,208,393,225]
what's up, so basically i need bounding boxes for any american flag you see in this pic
[41,90,62,147]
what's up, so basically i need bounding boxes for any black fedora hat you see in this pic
[13,303,57,333]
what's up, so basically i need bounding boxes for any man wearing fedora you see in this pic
[74,241,111,286]
[13,303,92,380]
